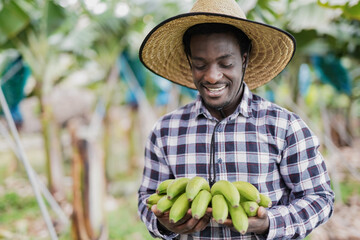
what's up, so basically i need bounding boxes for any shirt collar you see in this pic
[192,83,253,120]
[238,83,253,118]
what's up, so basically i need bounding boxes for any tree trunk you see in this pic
[40,98,64,199]
[69,119,107,240]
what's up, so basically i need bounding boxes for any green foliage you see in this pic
[0,0,30,44]
[0,192,39,223]
[337,180,360,203]
[46,1,67,36]
[107,195,153,240]
[318,0,360,20]
[343,3,360,20]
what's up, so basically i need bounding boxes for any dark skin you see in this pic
[152,205,212,234]
[190,32,246,120]
[152,205,269,235]
[152,32,270,236]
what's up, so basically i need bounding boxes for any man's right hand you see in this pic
[151,205,212,234]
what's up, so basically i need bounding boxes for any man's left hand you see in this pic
[221,206,270,235]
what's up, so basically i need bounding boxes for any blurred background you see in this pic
[0,0,359,239]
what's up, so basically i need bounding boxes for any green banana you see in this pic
[259,193,272,208]
[241,201,259,217]
[186,176,210,202]
[147,193,165,205]
[211,194,228,224]
[191,189,212,219]
[156,179,174,194]
[228,201,248,235]
[211,180,240,208]
[156,195,179,213]
[232,181,260,203]
[169,192,190,224]
[167,177,190,200]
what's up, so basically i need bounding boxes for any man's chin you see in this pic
[203,100,228,111]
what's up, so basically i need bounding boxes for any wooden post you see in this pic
[69,119,107,240]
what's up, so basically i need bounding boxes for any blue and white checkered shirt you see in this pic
[138,83,334,239]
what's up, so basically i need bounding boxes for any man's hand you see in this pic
[151,205,212,234]
[221,206,269,235]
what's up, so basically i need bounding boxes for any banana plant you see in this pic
[76,0,193,181]
[0,1,129,238]
[0,0,82,197]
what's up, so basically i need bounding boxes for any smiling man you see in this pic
[184,23,250,120]
[137,0,334,239]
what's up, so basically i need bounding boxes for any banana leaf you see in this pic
[311,54,352,95]
[0,1,30,44]
[343,2,360,20]
[318,0,360,20]
[46,1,67,35]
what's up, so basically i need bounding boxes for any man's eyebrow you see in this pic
[190,56,205,61]
[216,54,233,60]
[191,54,234,61]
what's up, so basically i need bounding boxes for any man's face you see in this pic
[189,32,246,112]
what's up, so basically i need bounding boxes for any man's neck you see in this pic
[207,84,245,121]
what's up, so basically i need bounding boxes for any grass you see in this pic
[0,192,39,223]
[0,189,153,239]
[0,156,153,240]
[0,191,49,240]
[107,194,153,240]
[339,180,360,203]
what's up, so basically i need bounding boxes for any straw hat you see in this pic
[139,0,296,90]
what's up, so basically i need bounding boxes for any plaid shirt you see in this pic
[138,84,334,239]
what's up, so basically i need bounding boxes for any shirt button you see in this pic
[217,158,222,164]
[217,125,223,132]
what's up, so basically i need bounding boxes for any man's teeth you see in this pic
[207,86,226,92]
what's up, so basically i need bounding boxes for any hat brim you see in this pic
[140,12,296,90]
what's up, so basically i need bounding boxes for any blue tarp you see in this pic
[0,55,30,124]
[311,54,352,95]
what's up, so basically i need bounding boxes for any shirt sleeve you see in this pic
[137,125,178,240]
[266,115,335,239]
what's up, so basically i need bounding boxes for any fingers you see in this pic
[151,205,269,235]
[151,205,213,234]
[182,212,212,234]
[256,206,268,219]
[196,216,211,232]
[177,217,202,234]
[205,207,212,214]
[247,206,270,235]
[220,218,233,227]
[151,205,164,217]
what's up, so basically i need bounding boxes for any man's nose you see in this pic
[204,66,222,84]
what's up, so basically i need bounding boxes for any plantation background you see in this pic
[0,0,359,239]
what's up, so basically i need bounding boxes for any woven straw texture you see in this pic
[140,0,296,90]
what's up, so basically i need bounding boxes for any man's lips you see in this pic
[202,84,227,97]
[206,85,226,92]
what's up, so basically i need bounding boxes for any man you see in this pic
[137,0,334,239]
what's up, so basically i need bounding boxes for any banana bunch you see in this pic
[211,180,272,234]
[146,176,211,223]
[146,177,272,234]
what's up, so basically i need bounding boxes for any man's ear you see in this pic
[242,43,252,70]
[242,52,249,70]
[186,53,192,69]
